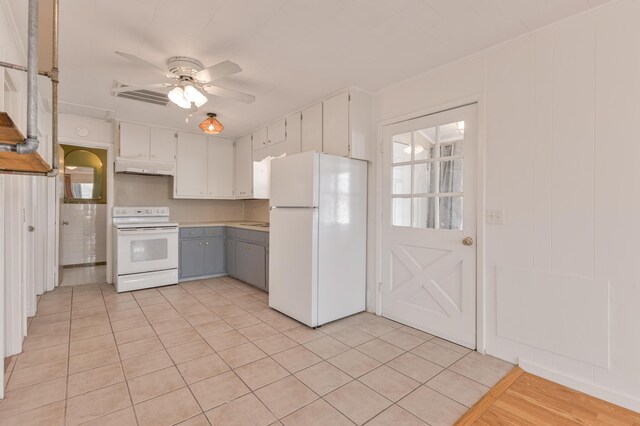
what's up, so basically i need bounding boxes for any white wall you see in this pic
[373,0,640,411]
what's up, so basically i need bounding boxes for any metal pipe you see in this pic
[17,0,40,155]
[47,0,59,177]
[0,0,40,154]
[0,60,50,77]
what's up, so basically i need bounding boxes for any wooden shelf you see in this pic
[0,112,52,174]
[0,112,24,144]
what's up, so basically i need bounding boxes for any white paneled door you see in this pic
[381,104,477,349]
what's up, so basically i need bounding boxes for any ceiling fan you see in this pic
[112,52,256,109]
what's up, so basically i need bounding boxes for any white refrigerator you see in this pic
[269,152,368,327]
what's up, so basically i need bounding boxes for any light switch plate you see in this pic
[486,209,505,225]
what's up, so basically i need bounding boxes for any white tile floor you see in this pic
[60,265,107,287]
[2,277,514,425]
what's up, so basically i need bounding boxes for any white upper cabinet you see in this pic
[119,122,150,159]
[301,102,323,153]
[119,122,178,163]
[252,126,268,150]
[322,91,350,157]
[149,127,175,162]
[267,118,286,145]
[322,89,372,161]
[175,132,207,198]
[207,136,235,199]
[285,112,301,155]
[235,133,253,198]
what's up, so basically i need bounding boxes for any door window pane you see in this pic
[439,159,463,193]
[439,197,463,230]
[414,128,435,160]
[439,122,465,142]
[392,198,411,227]
[392,133,411,163]
[413,163,435,194]
[392,165,411,194]
[412,197,435,229]
[439,141,463,157]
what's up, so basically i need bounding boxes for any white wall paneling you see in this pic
[497,266,609,367]
[0,175,4,398]
[373,0,640,411]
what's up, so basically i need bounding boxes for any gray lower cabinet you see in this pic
[180,239,205,278]
[236,241,266,290]
[226,229,269,291]
[179,226,225,280]
[204,237,225,275]
[225,239,236,276]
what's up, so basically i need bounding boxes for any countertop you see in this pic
[178,221,269,232]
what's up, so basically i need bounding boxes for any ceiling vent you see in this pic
[112,81,170,106]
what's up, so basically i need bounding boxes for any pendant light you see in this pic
[199,113,224,135]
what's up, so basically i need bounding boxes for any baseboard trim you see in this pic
[518,359,640,413]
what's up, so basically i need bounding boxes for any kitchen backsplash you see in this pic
[114,174,244,222]
[244,199,270,222]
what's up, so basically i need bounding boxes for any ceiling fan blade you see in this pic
[115,51,170,77]
[111,83,174,93]
[195,60,242,83]
[202,85,256,104]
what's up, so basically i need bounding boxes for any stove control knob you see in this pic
[146,209,152,214]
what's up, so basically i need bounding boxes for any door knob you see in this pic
[462,236,474,246]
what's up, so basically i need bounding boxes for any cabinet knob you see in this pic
[199,242,203,246]
[205,242,209,245]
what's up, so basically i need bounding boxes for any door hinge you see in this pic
[379,141,384,154]
[378,282,383,292]
[348,94,351,101]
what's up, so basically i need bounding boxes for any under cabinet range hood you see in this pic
[114,157,175,176]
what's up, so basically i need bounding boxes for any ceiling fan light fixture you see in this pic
[168,86,191,109]
[184,84,208,108]
[199,113,224,135]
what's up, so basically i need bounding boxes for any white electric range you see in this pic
[113,206,179,293]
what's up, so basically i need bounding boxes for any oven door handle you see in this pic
[118,227,178,235]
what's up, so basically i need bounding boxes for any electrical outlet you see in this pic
[486,209,505,225]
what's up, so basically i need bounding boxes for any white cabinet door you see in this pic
[267,118,286,145]
[322,91,349,157]
[285,112,301,155]
[235,133,253,198]
[207,136,234,198]
[119,122,150,159]
[252,126,267,150]
[301,102,323,153]
[175,132,207,197]
[149,127,175,162]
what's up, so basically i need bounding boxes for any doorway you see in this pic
[380,104,478,349]
[59,144,108,286]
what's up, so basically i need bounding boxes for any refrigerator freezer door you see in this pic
[268,207,318,327]
[270,152,319,207]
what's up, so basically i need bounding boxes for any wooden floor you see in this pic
[456,367,640,426]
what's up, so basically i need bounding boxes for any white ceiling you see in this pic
[8,0,611,137]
